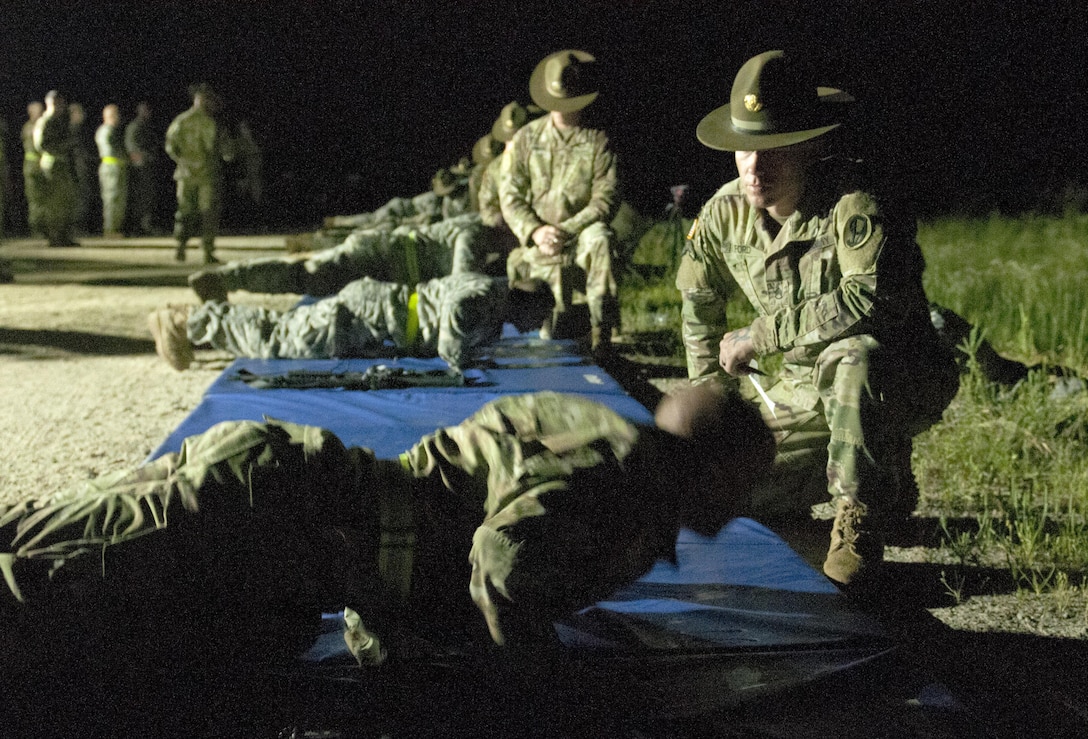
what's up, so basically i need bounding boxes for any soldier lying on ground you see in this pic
[0,386,773,674]
[187,213,508,304]
[150,273,555,371]
[300,163,473,252]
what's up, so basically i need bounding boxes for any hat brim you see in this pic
[696,87,849,152]
[491,118,516,142]
[529,49,599,113]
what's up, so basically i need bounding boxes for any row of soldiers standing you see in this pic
[17,92,158,246]
[8,84,260,256]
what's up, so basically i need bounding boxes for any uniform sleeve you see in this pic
[675,204,736,383]
[477,157,504,227]
[557,130,619,236]
[401,393,642,645]
[748,191,890,358]
[498,129,544,246]
[434,275,504,369]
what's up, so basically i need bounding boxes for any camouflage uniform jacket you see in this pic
[499,116,619,246]
[124,115,157,165]
[400,392,680,644]
[32,112,75,177]
[94,122,125,162]
[401,270,508,368]
[21,119,39,173]
[476,155,504,228]
[164,106,226,182]
[194,271,510,369]
[676,159,934,399]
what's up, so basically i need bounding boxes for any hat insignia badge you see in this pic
[744,94,762,113]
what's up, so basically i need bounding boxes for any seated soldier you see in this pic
[149,273,555,371]
[0,386,773,676]
[187,212,508,303]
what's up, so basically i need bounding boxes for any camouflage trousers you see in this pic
[189,278,412,359]
[743,334,959,523]
[23,161,43,235]
[212,229,447,298]
[38,166,77,246]
[97,161,127,233]
[507,221,618,336]
[173,176,223,255]
[0,419,379,665]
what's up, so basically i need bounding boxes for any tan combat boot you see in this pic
[823,497,884,586]
[147,306,195,371]
[188,270,229,303]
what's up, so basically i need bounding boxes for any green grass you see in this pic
[620,210,1088,602]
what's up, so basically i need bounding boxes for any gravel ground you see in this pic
[2,236,1087,737]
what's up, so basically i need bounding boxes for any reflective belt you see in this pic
[405,292,420,346]
[101,156,122,165]
[24,152,39,161]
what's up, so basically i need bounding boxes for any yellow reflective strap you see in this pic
[405,292,420,345]
[24,152,40,161]
[101,156,122,165]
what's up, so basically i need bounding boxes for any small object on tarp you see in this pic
[234,364,468,390]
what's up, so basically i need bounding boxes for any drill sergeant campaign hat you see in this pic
[529,49,599,113]
[472,133,503,166]
[697,50,853,152]
[491,100,542,142]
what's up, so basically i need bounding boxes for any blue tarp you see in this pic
[152,336,653,460]
[148,328,909,720]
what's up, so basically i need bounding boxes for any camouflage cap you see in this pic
[697,50,852,152]
[529,50,599,113]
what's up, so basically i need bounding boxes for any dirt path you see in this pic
[0,237,292,505]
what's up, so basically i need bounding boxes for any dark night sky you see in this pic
[2,0,1087,229]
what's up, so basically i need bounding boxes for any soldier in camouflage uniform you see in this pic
[32,91,79,247]
[125,101,158,235]
[501,50,620,351]
[148,271,554,371]
[186,212,506,304]
[165,83,234,263]
[676,50,959,587]
[0,386,772,669]
[67,102,94,235]
[21,102,44,238]
[94,104,127,237]
[313,163,473,249]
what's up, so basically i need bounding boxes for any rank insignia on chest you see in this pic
[844,214,873,249]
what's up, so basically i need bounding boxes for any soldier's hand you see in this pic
[719,327,758,376]
[533,224,567,257]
